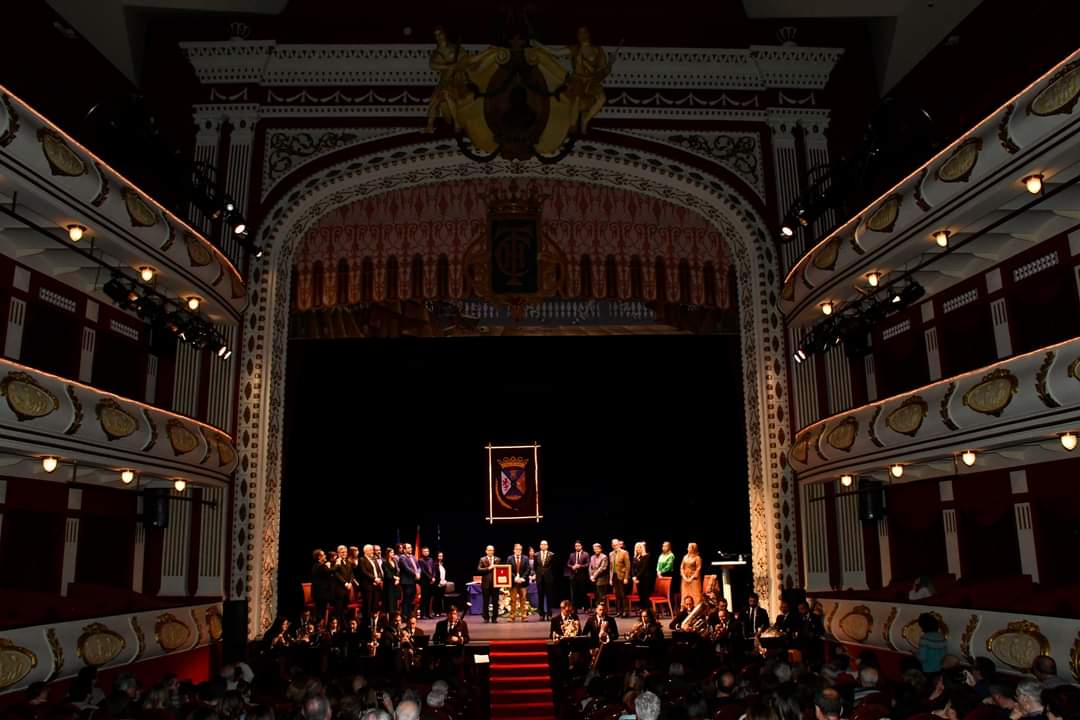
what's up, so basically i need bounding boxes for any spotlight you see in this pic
[222,349,232,360]
[889,463,904,479]
[867,272,881,288]
[225,201,236,213]
[233,222,246,235]
[186,297,201,311]
[42,456,59,473]
[960,450,976,467]
[933,230,950,248]
[121,469,135,484]
[840,474,854,488]
[67,224,86,242]
[173,478,187,492]
[217,342,229,358]
[103,275,139,309]
[793,348,806,364]
[253,245,264,258]
[1023,174,1043,194]
[821,302,834,316]
[1061,432,1078,452]
[780,224,794,238]
[139,267,155,282]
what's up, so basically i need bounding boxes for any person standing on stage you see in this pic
[656,541,675,577]
[477,545,501,623]
[432,551,448,616]
[566,541,589,612]
[383,547,401,614]
[358,545,383,619]
[680,542,703,606]
[418,547,435,619]
[332,545,355,619]
[509,543,530,622]
[399,543,420,620]
[633,541,655,610]
[534,540,556,621]
[311,549,333,623]
[589,543,610,607]
[610,539,631,617]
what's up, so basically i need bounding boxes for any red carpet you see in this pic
[488,639,555,720]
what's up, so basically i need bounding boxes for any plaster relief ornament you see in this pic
[425,17,617,162]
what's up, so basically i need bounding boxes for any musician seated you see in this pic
[582,601,618,646]
[433,606,469,645]
[551,600,580,641]
[669,596,697,631]
[627,608,663,647]
[706,598,736,634]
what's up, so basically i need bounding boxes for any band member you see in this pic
[419,547,435,619]
[332,545,355,618]
[632,542,655,607]
[627,608,663,647]
[680,542,703,606]
[311,549,333,622]
[550,600,580,640]
[357,545,383,619]
[509,544,530,622]
[477,545,501,623]
[610,539,631,617]
[582,600,618,644]
[432,551,448,616]
[399,544,420,620]
[589,543,610,606]
[566,541,590,612]
[400,615,426,672]
[433,606,469,645]
[774,600,793,634]
[534,540,557,621]
[669,596,697,630]
[268,617,291,648]
[741,591,770,639]
[382,547,401,614]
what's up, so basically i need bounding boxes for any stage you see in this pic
[415,613,675,641]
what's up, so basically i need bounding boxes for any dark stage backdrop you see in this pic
[279,334,749,617]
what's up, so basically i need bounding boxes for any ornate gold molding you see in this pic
[962,369,1018,417]
[902,611,949,650]
[166,419,200,456]
[812,237,842,271]
[1028,62,1080,116]
[936,138,982,183]
[1036,351,1060,408]
[0,372,60,421]
[882,607,899,651]
[76,622,126,667]
[131,617,146,662]
[986,620,1051,670]
[185,235,214,268]
[940,382,959,430]
[1070,631,1079,683]
[885,396,928,437]
[206,607,223,642]
[38,127,87,177]
[866,194,902,233]
[96,398,139,441]
[961,614,979,663]
[122,189,158,228]
[837,605,874,643]
[825,602,840,637]
[45,629,63,681]
[155,613,192,653]
[825,417,858,451]
[0,638,38,690]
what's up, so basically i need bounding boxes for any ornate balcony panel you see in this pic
[817,597,1080,684]
[791,335,1080,482]
[0,86,247,323]
[0,602,221,695]
[782,49,1080,327]
[0,358,236,486]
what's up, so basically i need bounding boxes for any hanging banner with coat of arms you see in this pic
[486,442,542,523]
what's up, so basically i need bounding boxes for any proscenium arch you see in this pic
[234,139,797,636]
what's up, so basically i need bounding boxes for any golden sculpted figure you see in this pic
[424,27,475,134]
[532,26,613,133]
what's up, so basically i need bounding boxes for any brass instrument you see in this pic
[590,620,612,671]
[553,616,581,641]
[708,613,731,643]
[679,600,711,633]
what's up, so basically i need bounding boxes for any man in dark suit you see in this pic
[566,541,590,612]
[418,547,436,619]
[534,540,557,621]
[332,545,354,619]
[432,606,469,645]
[477,545,501,623]
[311,549,333,623]
[582,601,618,644]
[741,591,770,640]
[549,599,578,640]
[399,543,420,620]
[357,544,383,619]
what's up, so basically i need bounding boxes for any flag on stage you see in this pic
[486,442,542,524]
[414,526,421,559]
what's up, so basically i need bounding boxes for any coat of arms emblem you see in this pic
[497,456,529,501]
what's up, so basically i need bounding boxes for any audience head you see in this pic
[437,551,444,562]
[540,540,549,551]
[1044,685,1080,720]
[669,662,685,678]
[917,612,940,634]
[373,544,381,556]
[302,694,331,720]
[574,540,583,551]
[395,699,419,720]
[815,688,843,720]
[336,545,347,559]
[312,549,325,563]
[1032,655,1058,681]
[1016,680,1046,715]
[426,689,446,708]
[593,543,602,553]
[514,543,522,555]
[421,546,430,557]
[748,702,780,720]
[859,666,879,688]
[748,591,759,607]
[774,662,792,684]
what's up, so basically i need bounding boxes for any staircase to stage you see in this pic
[488,639,556,720]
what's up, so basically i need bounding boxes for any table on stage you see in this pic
[466,581,539,615]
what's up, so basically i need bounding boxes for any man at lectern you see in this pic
[477,545,501,623]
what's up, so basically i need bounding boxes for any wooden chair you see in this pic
[650,576,672,617]
[301,582,315,612]
[626,579,640,609]
[704,574,718,595]
[346,585,362,617]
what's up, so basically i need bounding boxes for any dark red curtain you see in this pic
[953,471,1020,580]
[886,479,946,582]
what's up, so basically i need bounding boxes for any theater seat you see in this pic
[650,576,672,617]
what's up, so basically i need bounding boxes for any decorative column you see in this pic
[78,327,96,383]
[800,482,831,591]
[834,480,867,589]
[61,488,81,597]
[196,486,226,597]
[218,104,259,265]
[132,497,146,593]
[824,345,853,414]
[877,517,892,586]
[863,353,878,402]
[789,325,821,429]
[1009,470,1040,582]
[206,323,237,431]
[4,267,29,359]
[940,480,962,578]
[159,489,192,597]
[172,345,202,418]
[767,111,803,273]
[189,106,225,236]
[800,112,835,243]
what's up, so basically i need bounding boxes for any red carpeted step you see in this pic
[490,676,550,689]
[491,702,555,716]
[490,650,548,659]
[489,662,549,677]
[488,639,555,719]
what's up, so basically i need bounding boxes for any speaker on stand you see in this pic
[142,487,170,528]
[858,478,887,522]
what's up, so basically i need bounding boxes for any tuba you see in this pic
[679,600,711,633]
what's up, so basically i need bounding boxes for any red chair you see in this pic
[302,582,315,612]
[346,585,362,616]
[626,579,640,609]
[650,577,673,617]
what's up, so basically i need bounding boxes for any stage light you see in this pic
[225,201,236,213]
[139,267,155,282]
[821,302,834,316]
[121,469,135,484]
[233,222,246,235]
[217,342,229,358]
[173,479,187,492]
[253,246,264,258]
[840,474,854,488]
[222,349,232,360]
[933,230,950,248]
[793,348,806,364]
[1061,432,1078,451]
[186,297,201,311]
[889,463,904,479]
[1023,174,1043,194]
[867,272,881,288]
[780,224,794,238]
[960,450,977,467]
[67,224,86,242]
[42,456,59,473]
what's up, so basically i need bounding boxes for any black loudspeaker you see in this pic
[142,488,170,528]
[222,599,249,663]
[858,478,886,522]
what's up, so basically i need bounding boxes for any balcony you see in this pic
[0,357,237,487]
[780,48,1080,331]
[0,84,247,325]
[790,334,1080,483]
